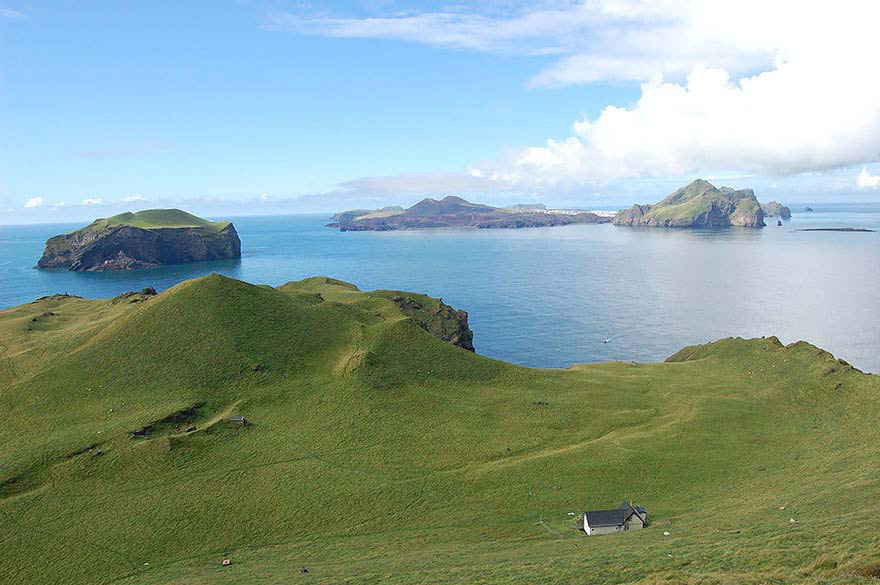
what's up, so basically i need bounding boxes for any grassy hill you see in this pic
[81,209,230,233]
[1,275,878,584]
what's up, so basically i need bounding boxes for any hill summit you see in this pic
[614,179,766,227]
[37,208,241,271]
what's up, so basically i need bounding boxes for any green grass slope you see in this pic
[1,275,879,584]
[82,209,229,232]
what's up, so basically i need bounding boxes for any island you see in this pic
[328,196,612,231]
[36,209,241,271]
[761,201,792,219]
[613,179,766,228]
[795,228,875,232]
[805,206,815,212]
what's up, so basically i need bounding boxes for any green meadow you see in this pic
[1,274,878,584]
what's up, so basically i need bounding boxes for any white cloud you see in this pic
[82,197,104,205]
[270,1,769,85]
[260,193,269,201]
[484,60,880,184]
[0,8,24,19]
[24,197,44,208]
[280,1,880,185]
[857,168,880,190]
[123,194,145,202]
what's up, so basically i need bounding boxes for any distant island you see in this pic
[613,179,767,228]
[796,228,875,233]
[761,201,792,219]
[37,209,241,272]
[328,196,612,231]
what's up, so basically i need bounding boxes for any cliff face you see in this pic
[37,223,241,271]
[613,179,765,228]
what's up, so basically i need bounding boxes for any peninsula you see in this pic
[328,196,611,231]
[36,209,241,271]
[1,274,877,584]
[613,179,766,228]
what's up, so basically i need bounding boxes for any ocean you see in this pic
[2,204,879,372]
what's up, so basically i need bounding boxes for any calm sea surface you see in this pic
[2,204,879,372]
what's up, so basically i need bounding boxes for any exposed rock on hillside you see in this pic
[392,295,475,351]
[37,209,241,271]
[613,179,765,228]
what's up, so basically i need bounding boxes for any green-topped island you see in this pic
[36,209,241,271]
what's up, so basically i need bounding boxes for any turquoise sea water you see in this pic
[2,204,879,372]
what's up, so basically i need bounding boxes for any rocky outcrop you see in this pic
[392,295,475,351]
[38,221,240,271]
[613,179,765,228]
[762,201,792,219]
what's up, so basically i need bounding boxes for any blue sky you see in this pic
[3,1,880,223]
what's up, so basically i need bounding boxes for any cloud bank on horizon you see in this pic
[277,0,880,190]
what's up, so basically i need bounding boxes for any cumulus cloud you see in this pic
[82,197,104,205]
[483,60,880,184]
[279,1,880,185]
[857,168,880,190]
[123,194,145,202]
[24,197,43,208]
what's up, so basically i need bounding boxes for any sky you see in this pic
[2,0,880,224]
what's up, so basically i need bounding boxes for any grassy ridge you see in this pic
[1,275,878,584]
[79,209,230,232]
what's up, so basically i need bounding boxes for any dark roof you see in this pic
[585,502,645,527]
[585,508,632,527]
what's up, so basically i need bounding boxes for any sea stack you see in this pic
[37,209,241,272]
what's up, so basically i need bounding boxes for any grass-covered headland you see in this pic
[1,275,878,584]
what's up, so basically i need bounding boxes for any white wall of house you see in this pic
[584,511,646,535]
[585,523,622,535]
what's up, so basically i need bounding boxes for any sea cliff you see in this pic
[37,209,241,271]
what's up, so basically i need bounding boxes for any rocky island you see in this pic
[37,209,241,271]
[761,201,792,219]
[613,179,767,228]
[328,196,611,231]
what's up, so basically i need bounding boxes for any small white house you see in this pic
[583,501,647,535]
